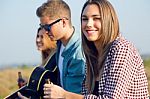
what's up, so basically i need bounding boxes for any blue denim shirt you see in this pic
[56,29,85,94]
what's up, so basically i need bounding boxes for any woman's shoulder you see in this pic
[111,34,135,51]
[109,34,142,63]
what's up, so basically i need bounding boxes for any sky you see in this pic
[0,0,150,67]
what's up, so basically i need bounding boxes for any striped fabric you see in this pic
[82,35,149,99]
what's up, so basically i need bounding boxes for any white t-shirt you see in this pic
[58,44,65,87]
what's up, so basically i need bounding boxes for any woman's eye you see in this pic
[94,17,101,21]
[82,18,88,21]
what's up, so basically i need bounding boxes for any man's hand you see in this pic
[43,83,66,99]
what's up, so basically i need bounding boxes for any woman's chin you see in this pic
[37,48,43,51]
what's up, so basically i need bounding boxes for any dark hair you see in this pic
[37,27,42,33]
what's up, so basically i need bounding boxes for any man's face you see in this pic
[39,16,65,41]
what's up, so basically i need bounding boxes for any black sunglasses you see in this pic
[39,19,62,32]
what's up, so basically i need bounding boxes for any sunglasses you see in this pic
[39,19,62,32]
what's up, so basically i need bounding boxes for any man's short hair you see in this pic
[36,0,71,20]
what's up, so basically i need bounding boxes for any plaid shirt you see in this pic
[82,35,149,99]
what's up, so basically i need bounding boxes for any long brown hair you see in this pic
[81,0,120,93]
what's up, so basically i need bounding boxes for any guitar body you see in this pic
[5,53,58,99]
[4,66,57,99]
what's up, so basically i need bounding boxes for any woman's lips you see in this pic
[86,30,96,35]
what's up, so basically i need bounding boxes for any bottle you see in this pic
[17,72,26,88]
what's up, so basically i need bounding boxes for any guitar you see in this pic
[4,53,58,99]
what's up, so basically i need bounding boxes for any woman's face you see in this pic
[81,4,101,42]
[36,29,55,51]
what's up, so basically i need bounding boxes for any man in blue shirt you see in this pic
[18,0,85,98]
[36,0,85,94]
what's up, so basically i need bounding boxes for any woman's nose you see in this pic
[86,19,93,27]
[36,37,42,42]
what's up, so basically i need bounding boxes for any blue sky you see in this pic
[0,0,150,66]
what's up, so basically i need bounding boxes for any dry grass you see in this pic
[145,66,150,94]
[0,67,33,98]
[0,65,149,99]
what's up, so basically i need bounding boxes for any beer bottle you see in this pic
[17,72,26,88]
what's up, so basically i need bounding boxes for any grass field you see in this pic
[0,61,150,98]
[0,66,33,99]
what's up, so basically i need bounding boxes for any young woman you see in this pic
[36,28,56,66]
[43,0,149,98]
[17,28,57,88]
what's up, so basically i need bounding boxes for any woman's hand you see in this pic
[18,92,30,99]
[43,83,66,99]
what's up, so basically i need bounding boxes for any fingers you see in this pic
[18,92,23,98]
[43,83,53,99]
[18,92,29,99]
[43,84,65,99]
[44,83,53,91]
[44,87,51,91]
[44,82,53,89]
[43,94,51,99]
[43,91,51,99]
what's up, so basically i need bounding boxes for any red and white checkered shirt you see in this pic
[82,35,149,99]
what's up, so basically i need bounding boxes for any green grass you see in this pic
[144,59,150,67]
